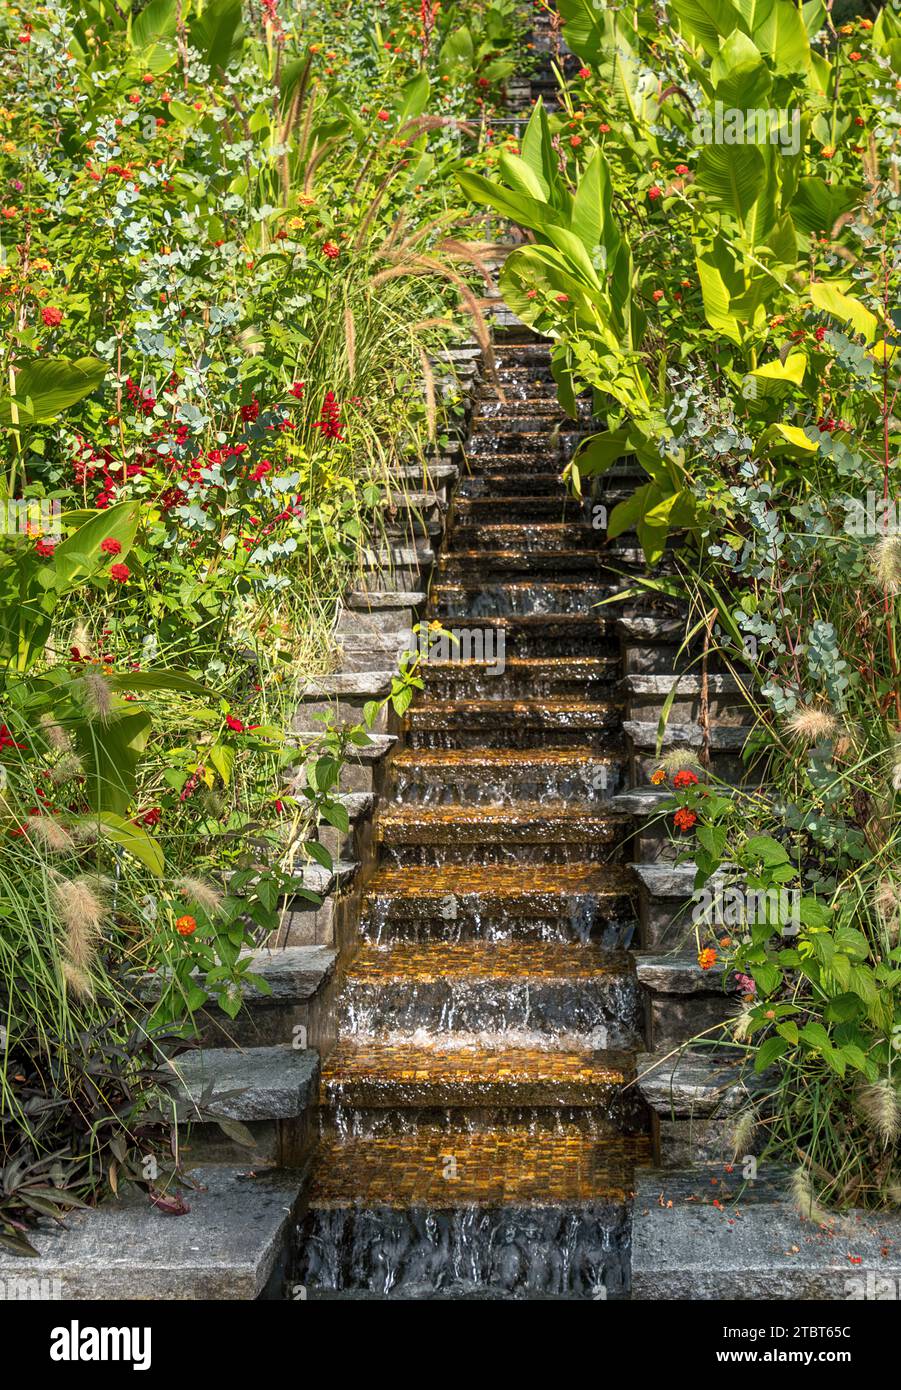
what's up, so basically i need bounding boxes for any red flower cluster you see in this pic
[673,769,698,789]
[240,397,261,424]
[100,537,122,556]
[322,241,340,259]
[312,390,344,442]
[41,306,63,327]
[35,537,56,557]
[126,377,156,416]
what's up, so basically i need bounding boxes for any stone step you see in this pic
[305,1125,650,1208]
[405,697,622,751]
[430,580,613,617]
[635,951,738,1050]
[295,1127,651,1298]
[631,1164,901,1301]
[0,1166,302,1299]
[636,1050,763,1167]
[436,547,632,580]
[453,495,592,524]
[423,613,619,660]
[377,801,630,868]
[448,521,598,553]
[362,862,635,941]
[457,470,567,497]
[625,672,750,722]
[321,1038,639,1110]
[378,802,630,846]
[171,1044,319,1166]
[457,473,639,501]
[339,942,641,1039]
[474,398,592,422]
[200,945,337,1049]
[466,429,587,457]
[346,589,427,612]
[417,655,619,700]
[390,746,625,807]
[288,733,396,795]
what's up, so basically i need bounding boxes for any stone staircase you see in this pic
[291,328,657,1300]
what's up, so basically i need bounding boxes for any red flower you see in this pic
[648,185,663,201]
[250,461,271,482]
[35,537,56,557]
[312,390,344,441]
[570,135,582,148]
[322,241,340,259]
[100,537,121,555]
[849,51,861,61]
[225,714,245,733]
[240,397,260,423]
[289,381,305,399]
[41,306,63,327]
[652,289,664,303]
[599,123,610,134]
[109,562,130,583]
[673,807,697,832]
[376,109,390,121]
[142,807,162,827]
[0,724,27,751]
[673,769,699,788]
[175,914,197,936]
[578,66,590,78]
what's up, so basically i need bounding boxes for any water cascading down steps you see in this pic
[294,332,652,1299]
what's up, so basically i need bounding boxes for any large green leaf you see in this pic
[556,0,607,61]
[710,29,771,108]
[188,0,243,73]
[0,358,107,426]
[671,0,744,56]
[791,177,859,237]
[810,280,880,345]
[519,100,557,203]
[456,169,566,238]
[52,501,141,587]
[696,142,767,224]
[98,812,164,875]
[570,149,620,260]
[131,0,176,49]
[73,706,152,816]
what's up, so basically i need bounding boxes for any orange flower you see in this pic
[650,768,666,785]
[698,947,717,971]
[673,807,697,831]
[175,914,197,936]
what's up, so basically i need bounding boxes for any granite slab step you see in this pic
[0,1166,302,1299]
[631,1164,901,1301]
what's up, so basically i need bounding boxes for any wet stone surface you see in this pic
[294,332,652,1299]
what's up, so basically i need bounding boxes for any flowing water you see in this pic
[292,332,652,1300]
